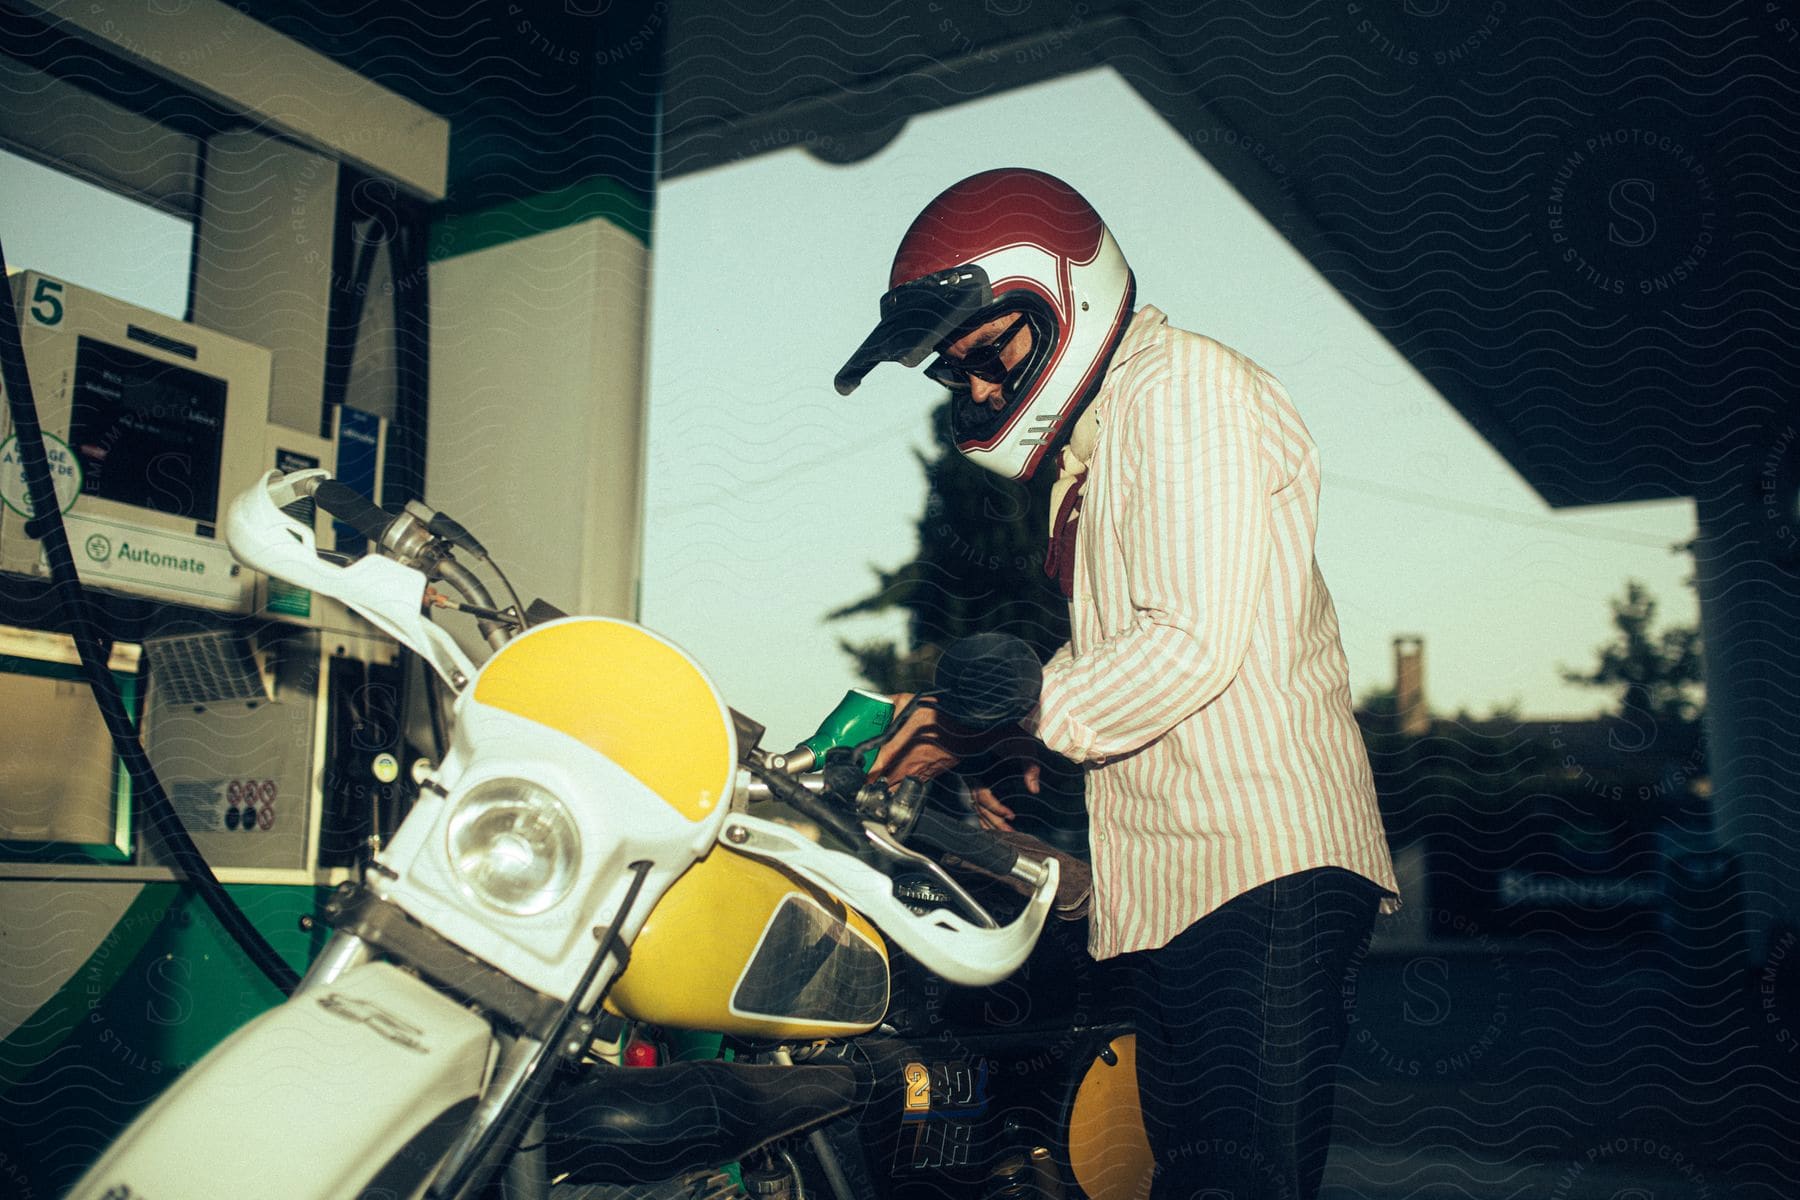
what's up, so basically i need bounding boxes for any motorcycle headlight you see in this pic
[446,778,581,916]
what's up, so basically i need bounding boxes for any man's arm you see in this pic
[1035,338,1274,763]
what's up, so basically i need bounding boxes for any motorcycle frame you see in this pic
[66,469,1062,1200]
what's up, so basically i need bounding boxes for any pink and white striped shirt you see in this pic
[1035,307,1399,960]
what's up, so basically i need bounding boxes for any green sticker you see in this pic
[0,432,84,519]
[266,578,313,618]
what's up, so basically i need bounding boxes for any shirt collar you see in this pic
[1089,305,1166,424]
[1109,305,1168,374]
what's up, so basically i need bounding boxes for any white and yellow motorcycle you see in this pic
[66,469,1131,1200]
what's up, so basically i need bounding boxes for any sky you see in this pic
[0,148,190,320]
[2,70,1699,752]
[640,67,1699,748]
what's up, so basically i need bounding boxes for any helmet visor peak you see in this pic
[834,265,992,396]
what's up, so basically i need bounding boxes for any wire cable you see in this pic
[1324,472,1688,549]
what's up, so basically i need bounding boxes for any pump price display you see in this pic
[68,337,227,524]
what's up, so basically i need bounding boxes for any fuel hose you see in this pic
[0,240,299,996]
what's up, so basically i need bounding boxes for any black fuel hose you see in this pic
[0,240,299,996]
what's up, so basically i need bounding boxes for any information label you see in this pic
[64,512,247,606]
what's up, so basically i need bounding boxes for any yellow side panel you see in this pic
[1067,1034,1154,1200]
[473,619,732,821]
[609,848,888,1039]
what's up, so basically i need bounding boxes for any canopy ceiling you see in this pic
[661,0,1795,509]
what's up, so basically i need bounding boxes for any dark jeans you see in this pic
[1119,867,1381,1200]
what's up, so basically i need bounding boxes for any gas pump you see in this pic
[0,272,412,1191]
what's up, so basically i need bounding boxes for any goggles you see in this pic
[922,316,1032,391]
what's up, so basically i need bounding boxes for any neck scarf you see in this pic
[1043,401,1102,599]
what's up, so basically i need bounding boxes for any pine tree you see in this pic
[830,398,1069,691]
[831,398,1087,844]
[1561,580,1705,761]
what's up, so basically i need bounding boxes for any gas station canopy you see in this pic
[656,0,1794,511]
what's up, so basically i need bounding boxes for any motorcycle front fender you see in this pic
[67,961,494,1200]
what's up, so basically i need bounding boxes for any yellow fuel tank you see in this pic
[609,846,890,1039]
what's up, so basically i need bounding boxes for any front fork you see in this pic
[294,931,376,995]
[297,932,550,1200]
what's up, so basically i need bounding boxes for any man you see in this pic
[835,168,1400,1200]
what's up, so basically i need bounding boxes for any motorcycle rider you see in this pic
[837,168,1400,1200]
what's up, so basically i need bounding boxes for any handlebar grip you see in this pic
[912,807,1019,878]
[312,480,397,543]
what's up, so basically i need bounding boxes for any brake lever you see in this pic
[858,822,999,931]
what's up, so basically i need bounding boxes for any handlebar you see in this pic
[909,806,1020,878]
[745,759,870,850]
[302,475,515,650]
[746,754,1048,904]
[738,770,825,807]
[310,479,400,543]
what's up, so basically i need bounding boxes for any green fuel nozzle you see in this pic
[770,688,895,774]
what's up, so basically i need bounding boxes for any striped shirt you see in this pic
[1035,307,1399,960]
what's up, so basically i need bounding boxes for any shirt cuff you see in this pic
[1036,663,1099,764]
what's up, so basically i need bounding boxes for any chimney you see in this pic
[1393,635,1428,736]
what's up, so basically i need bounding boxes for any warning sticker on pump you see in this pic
[169,780,227,832]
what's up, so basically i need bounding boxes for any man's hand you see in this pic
[871,694,1043,831]
[869,694,974,783]
[970,760,1040,832]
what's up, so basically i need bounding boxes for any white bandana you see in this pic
[1047,400,1103,542]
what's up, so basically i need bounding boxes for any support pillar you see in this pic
[1692,441,1800,962]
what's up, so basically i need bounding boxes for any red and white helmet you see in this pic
[835,169,1136,481]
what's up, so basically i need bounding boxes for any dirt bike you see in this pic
[67,469,1152,1200]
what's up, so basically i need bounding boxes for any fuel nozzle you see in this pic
[768,688,895,774]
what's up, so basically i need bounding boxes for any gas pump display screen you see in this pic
[68,337,227,524]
